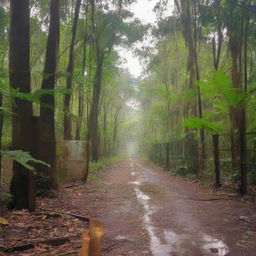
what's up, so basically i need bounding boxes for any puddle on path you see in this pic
[134,182,181,255]
[129,160,229,256]
[202,234,229,256]
[129,181,141,186]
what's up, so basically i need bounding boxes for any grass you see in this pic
[88,157,118,181]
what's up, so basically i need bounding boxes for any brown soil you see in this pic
[1,157,256,255]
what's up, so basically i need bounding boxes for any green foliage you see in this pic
[0,106,15,116]
[11,87,72,106]
[88,157,117,181]
[198,70,248,107]
[2,150,50,172]
[184,117,221,133]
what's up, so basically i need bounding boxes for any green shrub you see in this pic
[88,157,117,180]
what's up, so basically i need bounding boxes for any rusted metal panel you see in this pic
[56,140,88,183]
[1,140,88,185]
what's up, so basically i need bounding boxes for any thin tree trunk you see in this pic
[0,92,3,182]
[103,100,110,157]
[88,54,104,162]
[175,0,203,172]
[9,0,35,210]
[39,0,60,189]
[64,0,82,140]
[75,87,84,140]
[112,106,121,155]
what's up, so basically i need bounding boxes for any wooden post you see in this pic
[78,230,90,256]
[240,133,247,194]
[89,218,104,256]
[213,135,221,188]
[78,218,104,256]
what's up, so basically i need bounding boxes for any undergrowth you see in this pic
[88,157,118,181]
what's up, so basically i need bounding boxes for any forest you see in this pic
[0,0,256,255]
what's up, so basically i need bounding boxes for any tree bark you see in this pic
[0,92,3,182]
[88,54,104,162]
[9,0,35,210]
[112,105,121,155]
[64,0,82,140]
[175,0,204,172]
[39,0,60,189]
[229,32,247,194]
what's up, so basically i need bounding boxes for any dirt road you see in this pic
[94,157,256,256]
[2,157,256,255]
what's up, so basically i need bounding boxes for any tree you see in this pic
[224,1,247,194]
[174,0,205,172]
[64,0,82,140]
[38,0,60,189]
[9,0,35,210]
[88,0,145,161]
[0,0,8,180]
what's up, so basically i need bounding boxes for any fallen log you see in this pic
[2,237,70,253]
[41,209,90,222]
[188,196,239,201]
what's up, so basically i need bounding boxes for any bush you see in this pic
[88,157,117,180]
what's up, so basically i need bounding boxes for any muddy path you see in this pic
[2,156,255,255]
[94,157,256,256]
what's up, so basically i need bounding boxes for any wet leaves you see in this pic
[0,181,94,255]
[0,217,8,225]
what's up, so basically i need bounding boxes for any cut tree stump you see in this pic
[78,218,105,256]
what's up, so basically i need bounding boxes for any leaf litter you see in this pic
[0,180,97,256]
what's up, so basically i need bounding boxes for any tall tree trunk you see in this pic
[39,0,60,189]
[112,105,121,155]
[75,87,84,140]
[64,0,82,140]
[88,54,104,162]
[9,0,35,210]
[102,100,109,157]
[75,20,89,140]
[229,34,247,194]
[175,0,204,172]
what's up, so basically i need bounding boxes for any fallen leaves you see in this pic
[0,217,8,226]
[0,181,94,256]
